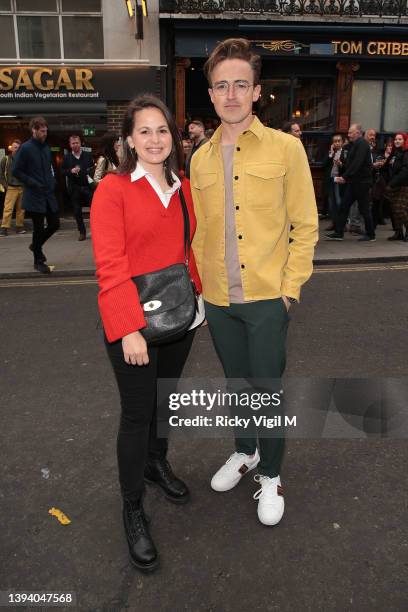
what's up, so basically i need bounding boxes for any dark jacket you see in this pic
[386,149,408,189]
[13,137,58,213]
[61,150,94,191]
[0,154,23,188]
[342,137,373,184]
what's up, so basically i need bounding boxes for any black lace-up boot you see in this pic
[145,458,190,504]
[122,498,158,572]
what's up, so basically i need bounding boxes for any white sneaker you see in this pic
[253,474,284,526]
[211,449,260,492]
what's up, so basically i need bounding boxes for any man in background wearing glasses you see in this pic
[190,38,318,527]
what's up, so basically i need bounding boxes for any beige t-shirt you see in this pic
[222,144,245,303]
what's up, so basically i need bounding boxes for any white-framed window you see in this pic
[0,0,103,60]
[351,79,408,133]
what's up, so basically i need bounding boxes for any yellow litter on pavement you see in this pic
[48,507,71,525]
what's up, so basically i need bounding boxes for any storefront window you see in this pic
[0,0,11,11]
[18,15,60,58]
[61,0,101,11]
[292,78,334,130]
[383,81,408,133]
[351,80,383,131]
[62,16,103,59]
[16,0,57,10]
[258,79,291,129]
[0,16,16,57]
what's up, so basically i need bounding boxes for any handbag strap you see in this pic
[178,186,191,266]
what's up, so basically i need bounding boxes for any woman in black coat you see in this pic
[383,132,408,241]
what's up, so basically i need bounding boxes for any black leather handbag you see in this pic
[132,188,198,346]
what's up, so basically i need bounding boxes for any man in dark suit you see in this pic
[62,135,94,241]
[326,123,375,242]
[13,116,60,274]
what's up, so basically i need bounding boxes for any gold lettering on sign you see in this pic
[367,42,376,55]
[377,42,387,54]
[33,68,53,91]
[75,69,94,91]
[0,68,13,90]
[332,41,341,54]
[15,69,33,90]
[351,41,363,54]
[55,68,74,90]
[402,43,408,55]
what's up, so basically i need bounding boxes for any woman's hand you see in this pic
[122,331,149,366]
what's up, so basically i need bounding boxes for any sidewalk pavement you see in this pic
[0,218,407,279]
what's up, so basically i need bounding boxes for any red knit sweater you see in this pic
[90,173,202,342]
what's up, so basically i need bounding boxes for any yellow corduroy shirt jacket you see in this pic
[190,116,319,305]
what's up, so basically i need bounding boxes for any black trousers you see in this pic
[70,185,93,234]
[30,206,60,263]
[205,299,289,477]
[335,182,375,238]
[104,330,195,502]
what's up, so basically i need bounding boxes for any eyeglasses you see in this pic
[212,80,254,96]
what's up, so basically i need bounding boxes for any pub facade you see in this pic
[159,0,408,206]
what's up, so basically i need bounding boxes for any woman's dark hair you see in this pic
[117,94,183,186]
[99,132,120,167]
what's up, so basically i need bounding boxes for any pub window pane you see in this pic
[18,16,60,59]
[0,16,16,57]
[0,0,12,11]
[61,0,101,11]
[383,81,408,133]
[292,78,335,131]
[351,80,382,132]
[16,0,57,10]
[62,16,103,59]
[259,79,291,129]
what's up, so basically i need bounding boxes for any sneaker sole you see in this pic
[144,477,190,505]
[211,459,260,492]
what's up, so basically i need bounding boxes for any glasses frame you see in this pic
[211,80,255,97]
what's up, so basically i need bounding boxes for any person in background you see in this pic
[13,116,59,274]
[182,138,192,159]
[94,132,120,184]
[91,94,204,572]
[185,120,208,179]
[383,132,408,241]
[323,134,344,231]
[281,120,302,140]
[0,139,26,236]
[326,123,375,242]
[61,135,94,241]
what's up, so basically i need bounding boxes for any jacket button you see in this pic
[238,235,242,239]
[236,147,241,151]
[241,264,245,269]
[235,205,239,210]
[234,175,239,180]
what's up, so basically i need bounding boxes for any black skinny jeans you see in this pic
[104,330,195,502]
[30,206,60,263]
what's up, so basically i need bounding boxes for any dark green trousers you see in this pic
[205,299,289,477]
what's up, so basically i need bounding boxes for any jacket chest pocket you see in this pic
[245,163,286,209]
[191,172,221,217]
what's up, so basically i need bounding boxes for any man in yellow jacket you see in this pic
[191,38,318,526]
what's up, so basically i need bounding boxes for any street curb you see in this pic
[313,255,408,266]
[0,269,96,280]
[1,255,408,279]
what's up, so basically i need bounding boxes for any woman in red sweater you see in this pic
[91,95,203,572]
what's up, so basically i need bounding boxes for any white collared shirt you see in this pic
[130,162,181,208]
